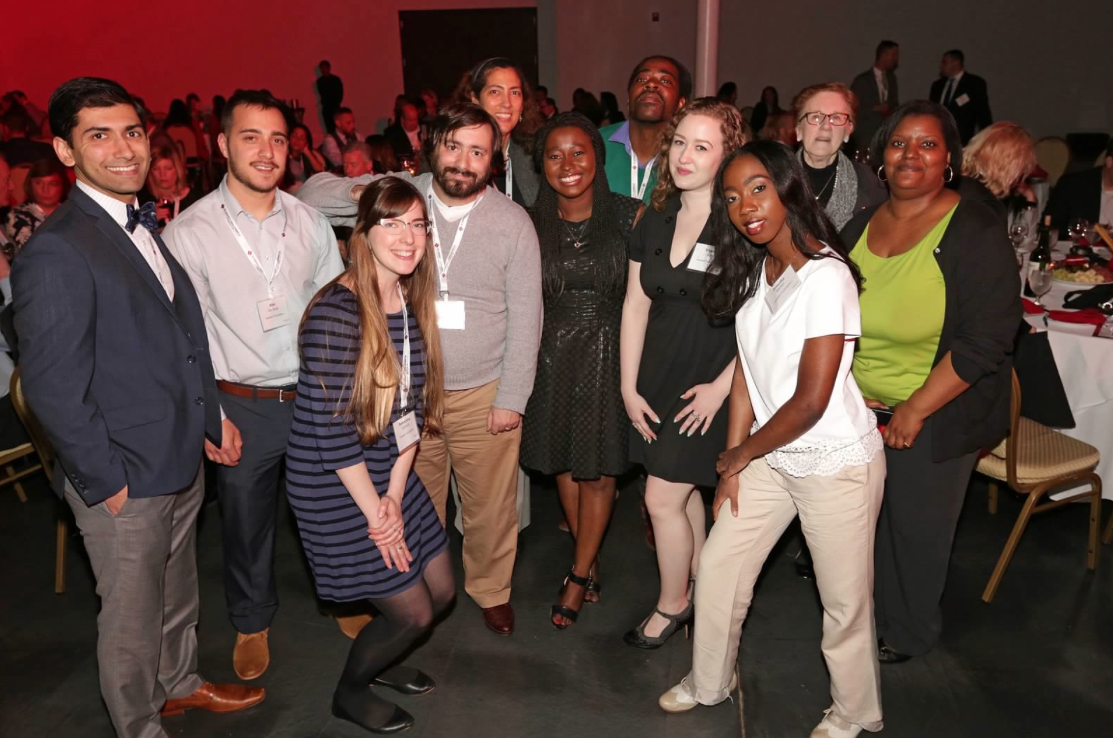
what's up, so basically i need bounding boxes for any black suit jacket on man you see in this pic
[849,67,899,152]
[11,185,221,505]
[1047,166,1103,237]
[929,72,992,145]
[383,122,418,160]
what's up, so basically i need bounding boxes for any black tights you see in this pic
[334,549,455,726]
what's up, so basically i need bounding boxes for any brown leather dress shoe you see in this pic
[233,629,270,680]
[161,681,265,717]
[481,603,515,636]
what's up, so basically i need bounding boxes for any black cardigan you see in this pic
[841,198,1022,462]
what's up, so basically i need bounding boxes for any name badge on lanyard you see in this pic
[631,154,656,201]
[221,203,289,332]
[764,264,802,315]
[392,284,421,450]
[428,191,481,330]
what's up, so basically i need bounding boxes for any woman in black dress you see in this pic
[621,98,747,647]
[520,112,642,629]
[287,178,452,735]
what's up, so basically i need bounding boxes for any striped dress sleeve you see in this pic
[298,297,365,471]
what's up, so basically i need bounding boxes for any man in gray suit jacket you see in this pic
[13,77,264,738]
[850,40,900,155]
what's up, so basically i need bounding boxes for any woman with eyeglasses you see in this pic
[287,178,452,735]
[793,83,887,230]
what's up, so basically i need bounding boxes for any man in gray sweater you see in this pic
[299,103,541,636]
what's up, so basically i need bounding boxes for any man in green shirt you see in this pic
[600,55,690,204]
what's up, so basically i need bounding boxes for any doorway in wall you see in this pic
[399,8,539,103]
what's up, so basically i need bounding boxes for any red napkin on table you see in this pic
[1022,297,1046,314]
[1047,308,1106,336]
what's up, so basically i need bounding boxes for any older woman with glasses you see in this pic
[793,83,887,230]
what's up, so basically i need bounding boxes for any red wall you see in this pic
[1,0,536,142]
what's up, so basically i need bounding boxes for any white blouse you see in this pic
[734,249,882,477]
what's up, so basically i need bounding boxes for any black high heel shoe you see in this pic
[551,568,590,630]
[622,600,693,649]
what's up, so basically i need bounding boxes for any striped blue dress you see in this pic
[286,283,447,602]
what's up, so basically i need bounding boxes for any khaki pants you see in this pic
[414,380,520,608]
[690,455,886,730]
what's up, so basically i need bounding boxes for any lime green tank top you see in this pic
[851,205,955,407]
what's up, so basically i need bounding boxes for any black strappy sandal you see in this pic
[584,559,601,604]
[551,568,590,630]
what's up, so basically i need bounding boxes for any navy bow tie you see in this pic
[126,201,159,234]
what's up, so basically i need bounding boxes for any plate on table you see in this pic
[1052,266,1113,286]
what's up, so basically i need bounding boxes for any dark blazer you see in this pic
[11,185,221,505]
[930,72,992,145]
[383,122,419,160]
[841,198,1020,462]
[1047,166,1102,238]
[850,67,899,152]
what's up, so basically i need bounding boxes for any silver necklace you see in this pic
[562,219,589,249]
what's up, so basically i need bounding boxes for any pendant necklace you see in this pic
[814,166,838,201]
[562,219,589,249]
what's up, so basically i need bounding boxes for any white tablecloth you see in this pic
[1023,243,1113,499]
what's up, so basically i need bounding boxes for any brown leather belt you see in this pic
[217,380,297,402]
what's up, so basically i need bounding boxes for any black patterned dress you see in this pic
[521,192,641,480]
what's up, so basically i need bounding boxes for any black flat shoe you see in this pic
[372,670,435,696]
[878,638,913,664]
[332,694,414,734]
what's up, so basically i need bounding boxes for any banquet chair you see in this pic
[1033,137,1071,187]
[977,370,1101,603]
[9,367,69,593]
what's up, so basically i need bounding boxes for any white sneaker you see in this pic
[658,677,699,713]
[658,673,738,714]
[810,710,863,738]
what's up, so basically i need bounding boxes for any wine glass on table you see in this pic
[1009,223,1029,269]
[1068,217,1091,243]
[1028,262,1053,308]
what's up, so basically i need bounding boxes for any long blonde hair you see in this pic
[301,178,444,444]
[650,97,747,212]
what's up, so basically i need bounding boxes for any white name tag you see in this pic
[764,266,802,315]
[955,93,970,107]
[687,242,717,273]
[435,300,466,330]
[257,294,290,332]
[393,411,421,452]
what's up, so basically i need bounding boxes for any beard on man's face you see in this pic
[432,157,489,199]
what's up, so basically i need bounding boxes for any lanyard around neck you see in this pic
[631,154,656,200]
[427,190,482,298]
[397,284,411,410]
[220,202,283,297]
